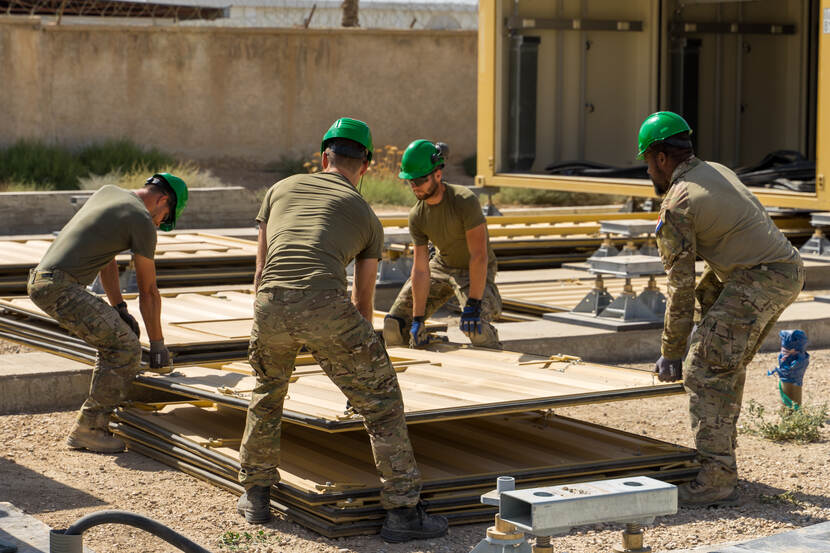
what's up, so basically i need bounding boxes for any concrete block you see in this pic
[499,477,676,535]
[588,255,665,277]
[0,502,95,553]
[0,353,92,414]
[599,219,659,237]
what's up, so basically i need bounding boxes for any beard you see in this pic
[650,169,671,196]
[413,177,439,201]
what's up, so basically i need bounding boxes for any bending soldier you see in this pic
[383,140,502,349]
[236,118,448,543]
[28,174,188,453]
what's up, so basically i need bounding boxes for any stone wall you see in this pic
[0,17,477,164]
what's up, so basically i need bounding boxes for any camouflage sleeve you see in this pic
[656,205,696,359]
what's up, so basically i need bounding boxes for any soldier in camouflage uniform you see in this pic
[383,140,502,349]
[27,174,188,453]
[639,112,803,506]
[236,118,447,543]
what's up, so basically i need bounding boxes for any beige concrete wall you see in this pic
[0,18,477,163]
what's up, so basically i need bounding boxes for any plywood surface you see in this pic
[135,344,681,430]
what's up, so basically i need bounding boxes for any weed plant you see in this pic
[0,140,87,190]
[78,139,175,177]
[79,161,226,190]
[742,399,828,443]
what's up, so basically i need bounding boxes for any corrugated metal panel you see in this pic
[133,344,683,430]
[116,404,696,501]
[0,233,257,293]
[0,286,445,363]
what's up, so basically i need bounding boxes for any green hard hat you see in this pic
[149,172,188,232]
[321,117,373,161]
[637,111,693,159]
[399,139,444,180]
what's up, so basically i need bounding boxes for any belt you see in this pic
[29,268,79,284]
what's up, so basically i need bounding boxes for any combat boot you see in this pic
[66,413,124,453]
[380,502,448,543]
[678,481,740,507]
[237,485,272,524]
[382,315,407,347]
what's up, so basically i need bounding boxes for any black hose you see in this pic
[63,510,212,553]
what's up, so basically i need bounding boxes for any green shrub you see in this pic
[0,140,86,190]
[0,138,184,191]
[78,138,175,176]
[743,399,827,443]
[358,175,415,207]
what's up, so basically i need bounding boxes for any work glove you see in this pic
[114,301,140,339]
[409,316,430,348]
[149,339,172,373]
[459,298,483,335]
[655,356,683,382]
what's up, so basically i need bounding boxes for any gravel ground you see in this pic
[1,340,829,553]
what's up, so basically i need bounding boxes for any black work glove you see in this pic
[409,316,429,348]
[655,356,683,382]
[114,301,140,338]
[460,298,483,335]
[149,339,172,373]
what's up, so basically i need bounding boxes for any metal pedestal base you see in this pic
[800,231,830,256]
[572,276,613,316]
[590,237,620,258]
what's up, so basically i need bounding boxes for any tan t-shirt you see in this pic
[37,185,157,285]
[257,172,384,291]
[660,157,798,281]
[409,183,496,269]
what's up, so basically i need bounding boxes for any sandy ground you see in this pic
[1,340,829,553]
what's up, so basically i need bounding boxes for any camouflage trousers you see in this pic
[685,260,804,488]
[27,269,141,420]
[239,286,422,510]
[388,259,503,348]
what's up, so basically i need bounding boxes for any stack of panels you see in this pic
[0,288,446,364]
[0,233,258,294]
[113,403,698,537]
[116,345,694,535]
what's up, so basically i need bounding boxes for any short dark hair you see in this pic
[646,131,694,163]
[325,138,367,173]
[144,181,169,196]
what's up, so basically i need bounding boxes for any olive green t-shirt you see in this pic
[257,172,384,291]
[409,183,496,269]
[660,157,798,281]
[37,185,157,285]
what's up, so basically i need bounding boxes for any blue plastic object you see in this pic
[767,330,809,409]
[768,330,809,385]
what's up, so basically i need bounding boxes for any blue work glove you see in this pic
[655,356,682,382]
[149,339,172,373]
[460,298,483,335]
[114,301,140,338]
[409,316,429,348]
